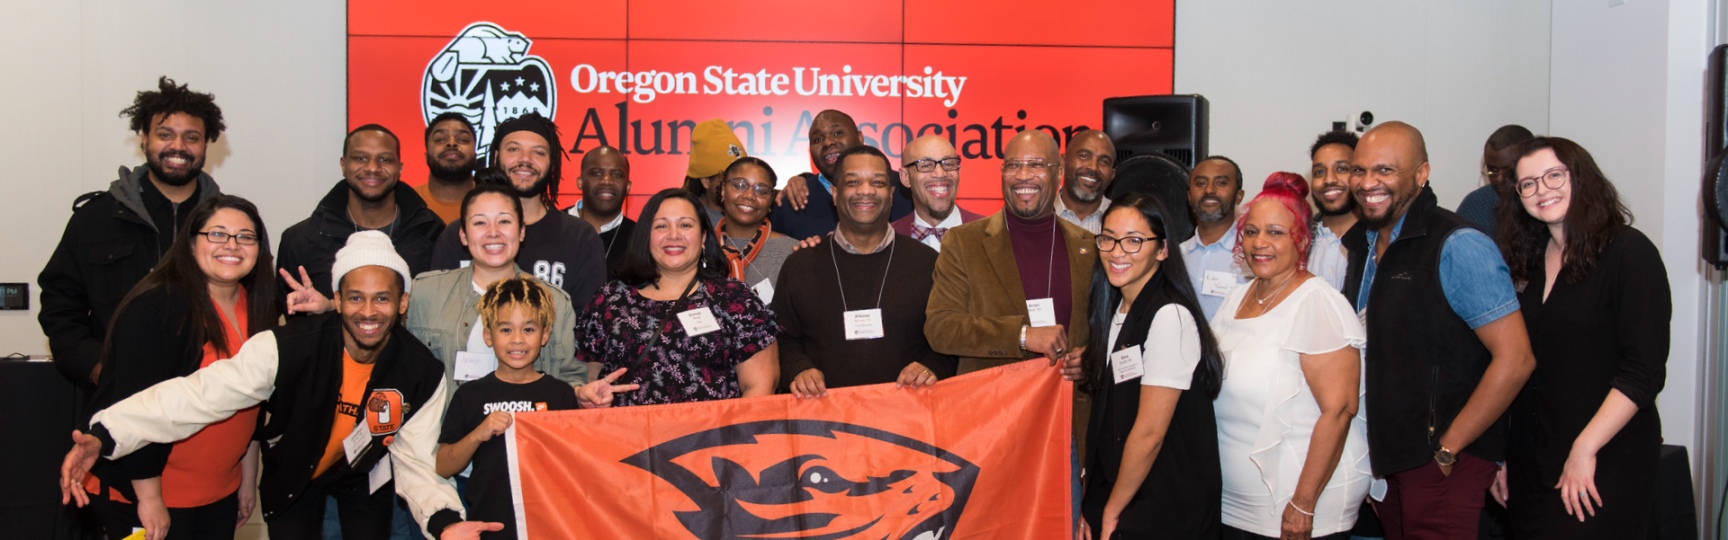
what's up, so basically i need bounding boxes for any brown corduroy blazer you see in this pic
[924,211,1096,373]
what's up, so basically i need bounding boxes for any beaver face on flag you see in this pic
[621,420,980,540]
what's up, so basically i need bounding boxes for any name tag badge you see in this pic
[752,279,776,304]
[677,307,722,337]
[453,351,497,382]
[1110,345,1145,384]
[342,420,369,465]
[1202,270,1239,297]
[368,455,393,494]
[843,308,886,340]
[1026,298,1058,327]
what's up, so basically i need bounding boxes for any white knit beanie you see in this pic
[330,230,413,295]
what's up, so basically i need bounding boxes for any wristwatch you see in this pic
[1019,325,1029,350]
[1434,446,1457,467]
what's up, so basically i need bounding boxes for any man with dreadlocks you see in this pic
[428,113,608,307]
[40,76,227,389]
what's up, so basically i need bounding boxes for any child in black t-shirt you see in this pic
[435,277,638,539]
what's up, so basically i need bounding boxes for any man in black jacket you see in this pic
[39,76,225,389]
[1341,122,1535,539]
[278,124,445,308]
[62,232,501,539]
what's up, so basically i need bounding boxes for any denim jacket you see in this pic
[405,265,586,390]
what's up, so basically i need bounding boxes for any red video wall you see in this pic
[347,0,1174,216]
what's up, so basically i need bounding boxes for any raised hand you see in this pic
[776,175,811,210]
[278,266,333,315]
[577,368,642,409]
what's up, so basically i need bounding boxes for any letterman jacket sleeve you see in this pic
[89,331,281,459]
[391,377,467,538]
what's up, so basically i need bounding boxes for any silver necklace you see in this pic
[1254,274,1296,306]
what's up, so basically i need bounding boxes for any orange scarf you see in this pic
[716,219,772,281]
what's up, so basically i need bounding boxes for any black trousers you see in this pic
[265,477,394,540]
[91,490,239,540]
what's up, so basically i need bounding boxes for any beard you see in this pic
[427,154,476,182]
[1313,194,1354,217]
[1191,195,1228,223]
[1358,188,1415,230]
[146,150,202,187]
[512,174,550,200]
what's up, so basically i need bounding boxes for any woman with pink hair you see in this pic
[1212,173,1372,540]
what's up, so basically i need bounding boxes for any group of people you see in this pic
[41,76,1670,540]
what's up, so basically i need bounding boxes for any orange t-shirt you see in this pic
[87,294,261,507]
[313,351,375,479]
[414,182,464,226]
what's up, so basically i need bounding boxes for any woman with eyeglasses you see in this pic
[81,195,279,540]
[1495,137,1669,538]
[1210,174,1369,540]
[715,157,799,301]
[1078,193,1223,540]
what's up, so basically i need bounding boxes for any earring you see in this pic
[701,256,708,269]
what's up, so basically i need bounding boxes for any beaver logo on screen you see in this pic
[622,420,979,540]
[421,21,556,161]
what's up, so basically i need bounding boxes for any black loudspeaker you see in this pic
[1106,153,1195,243]
[1703,44,1728,269]
[1103,94,1209,168]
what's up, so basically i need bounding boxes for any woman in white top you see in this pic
[1079,193,1224,540]
[1213,173,1370,540]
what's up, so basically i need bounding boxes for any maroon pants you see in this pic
[1374,452,1497,540]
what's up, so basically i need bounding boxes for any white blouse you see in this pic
[1211,278,1371,537]
[1107,303,1203,390]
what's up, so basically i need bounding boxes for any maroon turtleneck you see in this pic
[1004,211,1072,329]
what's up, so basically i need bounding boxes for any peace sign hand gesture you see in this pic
[577,368,642,409]
[279,266,333,315]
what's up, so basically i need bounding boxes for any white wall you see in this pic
[0,1,347,354]
[1173,1,1553,204]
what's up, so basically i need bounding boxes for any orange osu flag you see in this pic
[505,360,1073,539]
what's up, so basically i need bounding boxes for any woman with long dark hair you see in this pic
[1079,193,1224,540]
[1496,137,1669,538]
[1212,174,1369,540]
[574,188,780,406]
[83,195,279,540]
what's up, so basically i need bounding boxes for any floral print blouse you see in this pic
[576,278,779,407]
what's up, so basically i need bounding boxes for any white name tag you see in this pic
[843,309,885,340]
[453,351,497,382]
[368,455,393,494]
[342,420,369,465]
[1027,298,1058,327]
[752,279,776,304]
[1110,345,1145,384]
[677,307,722,337]
[1202,270,1240,297]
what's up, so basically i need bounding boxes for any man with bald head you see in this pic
[569,145,634,275]
[1341,121,1534,539]
[1053,130,1117,234]
[771,109,913,239]
[891,135,984,250]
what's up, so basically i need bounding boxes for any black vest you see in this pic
[1082,288,1220,538]
[1342,186,1505,476]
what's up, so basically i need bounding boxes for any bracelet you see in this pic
[1287,500,1314,516]
[1019,325,1028,350]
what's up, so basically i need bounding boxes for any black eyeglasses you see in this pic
[1516,166,1569,198]
[908,157,961,173]
[197,230,259,246]
[1095,234,1160,254]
